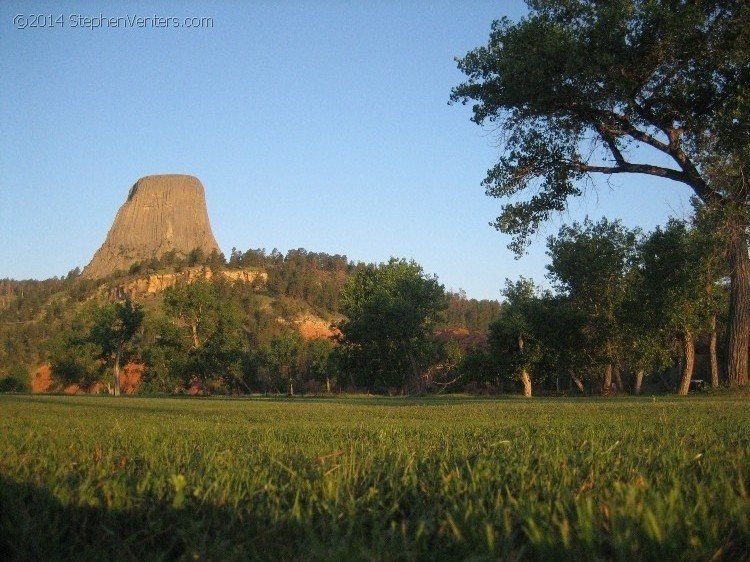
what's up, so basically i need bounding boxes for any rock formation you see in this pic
[82,175,221,279]
[106,267,268,300]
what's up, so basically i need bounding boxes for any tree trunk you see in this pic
[521,369,532,397]
[603,364,613,395]
[289,377,294,397]
[571,374,585,393]
[326,376,331,394]
[677,331,695,396]
[726,219,749,387]
[406,351,422,394]
[710,314,719,389]
[633,369,644,395]
[613,363,625,393]
[191,323,200,349]
[113,348,121,397]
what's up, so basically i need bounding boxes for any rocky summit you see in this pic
[82,175,221,279]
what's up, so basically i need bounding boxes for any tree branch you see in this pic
[592,115,718,204]
[573,161,692,184]
[599,109,670,153]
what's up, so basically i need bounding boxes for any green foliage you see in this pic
[152,280,245,393]
[0,364,31,393]
[90,299,144,360]
[47,299,144,394]
[441,291,502,333]
[48,332,103,391]
[228,247,351,313]
[338,258,445,392]
[488,279,549,393]
[267,330,305,395]
[302,337,336,391]
[452,0,749,385]
[140,338,184,394]
[458,346,497,388]
[1,395,748,560]
[637,218,725,339]
[451,0,749,253]
[121,247,227,278]
[546,218,639,383]
[0,276,101,372]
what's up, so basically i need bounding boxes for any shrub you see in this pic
[0,365,32,393]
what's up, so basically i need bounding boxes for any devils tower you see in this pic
[82,175,221,279]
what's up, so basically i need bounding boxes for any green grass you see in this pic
[1,395,748,561]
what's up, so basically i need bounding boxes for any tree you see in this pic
[337,258,445,393]
[305,338,336,393]
[159,280,245,393]
[452,0,749,385]
[488,279,548,397]
[459,346,498,391]
[637,219,721,394]
[267,330,304,396]
[619,264,671,395]
[49,328,102,392]
[546,218,639,393]
[692,203,731,388]
[90,299,144,396]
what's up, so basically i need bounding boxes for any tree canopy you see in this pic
[89,299,144,396]
[337,258,445,393]
[452,0,749,384]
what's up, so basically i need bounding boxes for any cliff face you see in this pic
[82,175,221,279]
[106,267,268,300]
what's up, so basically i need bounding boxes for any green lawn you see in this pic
[1,394,748,560]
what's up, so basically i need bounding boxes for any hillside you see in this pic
[0,247,501,394]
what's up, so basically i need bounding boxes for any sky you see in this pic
[0,1,697,300]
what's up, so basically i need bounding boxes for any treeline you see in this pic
[0,272,103,372]
[0,246,501,392]
[44,258,446,395]
[460,214,731,396]
[228,247,351,313]
[47,278,340,396]
[7,213,731,398]
[129,246,502,327]
[39,209,734,398]
[441,291,502,333]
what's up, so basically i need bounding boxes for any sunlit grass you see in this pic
[1,394,748,560]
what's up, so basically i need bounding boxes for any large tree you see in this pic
[90,299,144,396]
[546,218,639,393]
[451,0,749,385]
[637,219,724,394]
[158,280,244,393]
[337,258,445,393]
[488,278,549,397]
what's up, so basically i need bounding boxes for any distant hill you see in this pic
[0,248,501,390]
[1,175,500,391]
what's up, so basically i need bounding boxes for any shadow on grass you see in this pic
[2,475,495,562]
[0,475,303,561]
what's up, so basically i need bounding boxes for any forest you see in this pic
[0,206,733,398]
[0,247,500,395]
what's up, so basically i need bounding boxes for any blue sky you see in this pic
[0,1,695,300]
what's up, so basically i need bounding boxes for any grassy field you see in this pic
[0,394,748,561]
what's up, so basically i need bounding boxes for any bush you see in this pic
[0,365,32,393]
